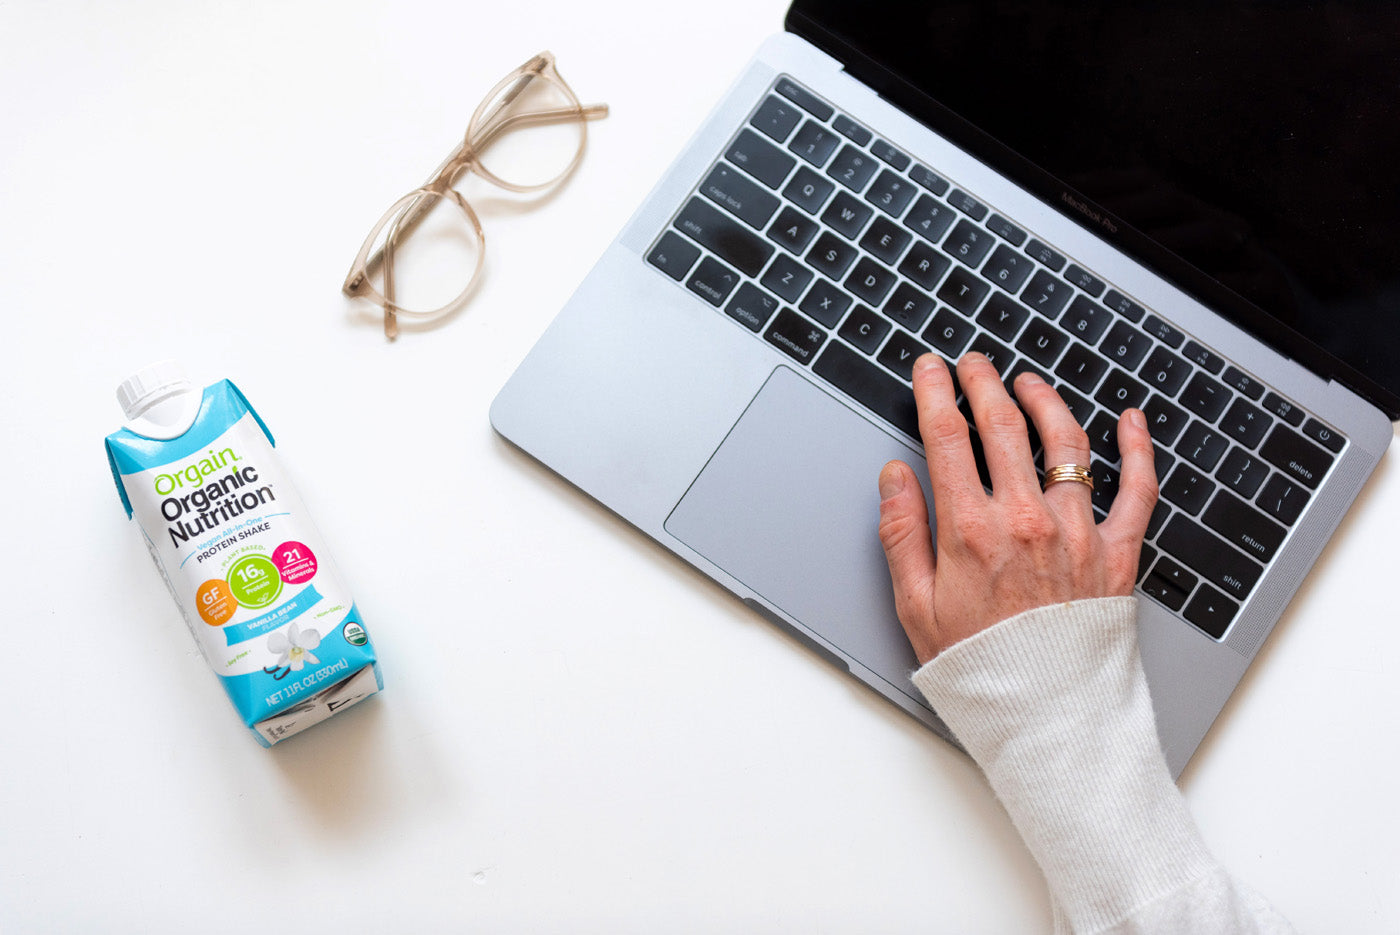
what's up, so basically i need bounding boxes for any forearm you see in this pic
[914,597,1293,934]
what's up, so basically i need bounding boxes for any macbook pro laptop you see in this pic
[492,1,1400,776]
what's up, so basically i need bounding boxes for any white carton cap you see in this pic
[117,360,201,439]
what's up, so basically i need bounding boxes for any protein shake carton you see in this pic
[105,361,382,745]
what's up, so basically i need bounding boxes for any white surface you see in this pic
[2,2,1397,932]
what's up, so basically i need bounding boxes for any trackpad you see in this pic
[664,367,932,705]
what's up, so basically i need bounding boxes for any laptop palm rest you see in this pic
[664,366,931,705]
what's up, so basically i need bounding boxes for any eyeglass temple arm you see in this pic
[345,102,609,294]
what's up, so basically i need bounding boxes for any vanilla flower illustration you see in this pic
[268,622,321,672]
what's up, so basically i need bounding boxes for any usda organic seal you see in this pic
[342,621,368,646]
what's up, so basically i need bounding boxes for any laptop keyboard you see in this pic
[645,75,1347,641]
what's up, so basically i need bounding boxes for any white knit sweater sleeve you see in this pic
[911,596,1296,935]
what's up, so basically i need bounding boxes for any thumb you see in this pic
[878,461,938,650]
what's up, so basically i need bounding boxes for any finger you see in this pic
[911,354,985,518]
[1100,408,1159,561]
[1014,372,1094,515]
[876,460,940,664]
[956,352,1038,495]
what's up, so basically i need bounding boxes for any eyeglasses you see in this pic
[343,52,608,340]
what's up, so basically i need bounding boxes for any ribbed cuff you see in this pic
[912,597,1219,933]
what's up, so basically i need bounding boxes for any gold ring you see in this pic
[1043,463,1094,491]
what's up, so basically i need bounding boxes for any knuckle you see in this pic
[922,408,969,448]
[979,399,1027,436]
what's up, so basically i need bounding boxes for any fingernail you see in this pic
[1128,408,1147,430]
[879,463,906,499]
[1018,370,1044,386]
[912,353,939,376]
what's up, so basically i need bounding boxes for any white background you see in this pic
[2,1,1397,931]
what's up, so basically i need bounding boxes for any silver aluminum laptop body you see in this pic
[491,31,1393,777]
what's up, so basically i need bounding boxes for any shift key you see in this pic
[1158,514,1262,601]
[674,197,774,277]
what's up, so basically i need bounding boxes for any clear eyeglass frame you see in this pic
[343,51,608,340]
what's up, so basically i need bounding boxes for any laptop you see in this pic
[492,0,1400,776]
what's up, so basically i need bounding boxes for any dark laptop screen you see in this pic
[788,1,1400,415]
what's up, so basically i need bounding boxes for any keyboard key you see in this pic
[675,197,773,277]
[1103,289,1146,322]
[967,333,1014,374]
[1090,463,1121,514]
[838,304,890,354]
[865,170,917,217]
[1061,296,1113,343]
[798,278,852,327]
[1259,425,1333,488]
[859,217,913,265]
[1158,514,1262,601]
[1162,463,1212,514]
[726,129,797,188]
[1022,270,1073,318]
[1203,490,1287,563]
[822,191,874,239]
[847,257,897,306]
[1146,498,1171,537]
[943,218,995,266]
[1262,391,1305,426]
[814,341,920,440]
[807,232,858,280]
[1220,398,1272,448]
[699,160,780,229]
[898,241,952,291]
[1141,315,1185,348]
[764,307,827,364]
[1016,318,1069,368]
[826,145,879,192]
[981,244,1034,293]
[647,231,701,281]
[1183,585,1238,639]
[924,308,976,357]
[878,330,932,381]
[783,167,835,214]
[1142,557,1197,611]
[1176,422,1229,471]
[1101,320,1152,370]
[1216,448,1269,499]
[1303,418,1345,453]
[766,206,820,254]
[986,214,1027,246]
[1095,367,1149,413]
[1257,473,1309,525]
[978,292,1031,342]
[1221,365,1265,400]
[1179,372,1231,422]
[871,139,911,170]
[1087,411,1121,463]
[749,95,803,142]
[1063,263,1106,296]
[775,78,833,120]
[686,256,741,306]
[937,266,991,316]
[904,194,958,243]
[760,253,813,302]
[788,120,840,167]
[885,282,936,331]
[1058,386,1095,425]
[1024,239,1067,271]
[947,189,988,220]
[1055,342,1109,393]
[910,164,950,195]
[1143,394,1189,445]
[1139,346,1191,397]
[832,114,872,146]
[1183,340,1226,374]
[724,282,779,332]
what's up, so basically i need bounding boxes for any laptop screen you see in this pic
[788,1,1400,416]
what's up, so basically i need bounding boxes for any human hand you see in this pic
[877,352,1159,664]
